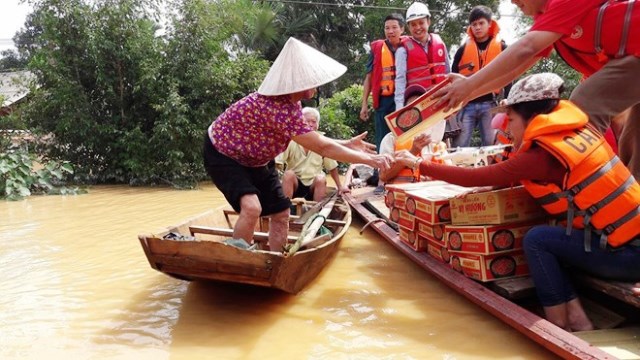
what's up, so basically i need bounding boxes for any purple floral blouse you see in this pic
[209,92,312,167]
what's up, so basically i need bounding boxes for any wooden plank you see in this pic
[489,276,536,300]
[189,225,297,242]
[574,273,640,308]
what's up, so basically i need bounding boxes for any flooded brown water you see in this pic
[0,184,553,359]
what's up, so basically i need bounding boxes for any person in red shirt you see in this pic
[433,0,640,181]
[397,73,640,331]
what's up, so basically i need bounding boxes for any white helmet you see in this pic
[406,2,431,23]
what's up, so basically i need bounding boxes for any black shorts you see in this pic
[292,177,313,200]
[202,134,291,216]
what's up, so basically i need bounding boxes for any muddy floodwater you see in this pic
[0,184,554,359]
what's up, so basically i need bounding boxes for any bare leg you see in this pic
[234,194,261,244]
[268,208,289,252]
[281,170,298,198]
[311,174,327,202]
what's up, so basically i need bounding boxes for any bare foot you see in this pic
[567,298,594,332]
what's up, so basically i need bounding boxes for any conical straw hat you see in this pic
[257,37,347,96]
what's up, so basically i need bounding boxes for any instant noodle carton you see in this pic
[399,227,426,252]
[426,237,450,264]
[449,186,545,225]
[416,218,446,244]
[404,182,474,224]
[385,182,428,211]
[397,209,416,231]
[449,250,529,282]
[444,221,545,254]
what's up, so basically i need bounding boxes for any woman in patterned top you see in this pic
[204,38,393,252]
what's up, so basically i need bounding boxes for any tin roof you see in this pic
[0,70,35,108]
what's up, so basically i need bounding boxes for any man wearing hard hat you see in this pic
[393,2,451,111]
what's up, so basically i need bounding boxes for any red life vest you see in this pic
[554,0,640,77]
[402,34,447,90]
[371,39,400,109]
[519,100,640,248]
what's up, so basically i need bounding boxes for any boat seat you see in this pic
[572,274,640,309]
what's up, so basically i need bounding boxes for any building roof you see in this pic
[0,70,36,108]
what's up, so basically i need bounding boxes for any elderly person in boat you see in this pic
[203,37,393,252]
[396,73,640,331]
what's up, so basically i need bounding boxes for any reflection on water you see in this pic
[0,184,553,359]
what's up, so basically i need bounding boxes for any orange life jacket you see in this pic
[391,138,420,183]
[403,34,447,90]
[519,100,640,248]
[371,39,398,109]
[458,20,503,94]
[554,0,640,77]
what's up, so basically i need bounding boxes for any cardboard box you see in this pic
[399,227,426,252]
[385,79,462,143]
[405,182,473,224]
[449,250,529,282]
[397,209,416,231]
[385,182,428,210]
[426,237,451,264]
[445,221,545,254]
[416,218,446,243]
[449,186,545,225]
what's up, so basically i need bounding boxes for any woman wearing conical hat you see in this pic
[203,37,393,252]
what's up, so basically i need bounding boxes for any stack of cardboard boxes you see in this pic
[386,183,548,282]
[385,181,473,259]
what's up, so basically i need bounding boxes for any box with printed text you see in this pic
[449,186,545,225]
[449,250,529,282]
[445,221,545,254]
[405,182,474,224]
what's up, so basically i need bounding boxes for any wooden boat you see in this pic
[343,164,640,360]
[138,194,351,294]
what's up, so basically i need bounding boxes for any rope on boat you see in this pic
[359,218,388,234]
[285,213,327,257]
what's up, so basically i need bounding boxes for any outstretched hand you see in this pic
[431,73,471,112]
[394,149,420,168]
[411,133,432,154]
[347,131,377,154]
[370,153,394,171]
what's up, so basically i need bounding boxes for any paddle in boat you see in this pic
[343,164,640,360]
[138,193,351,294]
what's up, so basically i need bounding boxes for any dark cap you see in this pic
[404,84,427,103]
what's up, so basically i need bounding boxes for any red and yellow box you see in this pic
[397,209,416,231]
[404,182,472,224]
[399,227,426,252]
[444,221,545,254]
[449,186,545,225]
[449,250,529,282]
[426,237,450,264]
[385,182,427,210]
[416,218,446,243]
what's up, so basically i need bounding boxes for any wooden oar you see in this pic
[286,193,338,256]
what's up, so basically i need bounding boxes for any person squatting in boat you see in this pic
[396,73,640,331]
[203,37,393,252]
